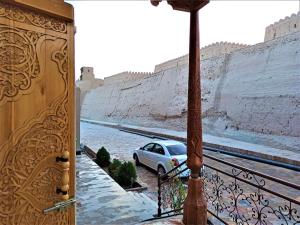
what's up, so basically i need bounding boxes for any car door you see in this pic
[139,143,154,167]
[148,144,166,170]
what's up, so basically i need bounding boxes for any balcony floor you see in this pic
[76,154,156,225]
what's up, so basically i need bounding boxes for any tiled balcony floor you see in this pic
[76,154,156,225]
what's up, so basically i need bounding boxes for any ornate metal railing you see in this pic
[156,154,300,224]
[157,160,189,218]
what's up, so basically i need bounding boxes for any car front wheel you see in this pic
[134,154,140,166]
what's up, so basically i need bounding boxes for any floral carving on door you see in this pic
[0,26,42,105]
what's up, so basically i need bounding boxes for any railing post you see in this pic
[157,174,162,217]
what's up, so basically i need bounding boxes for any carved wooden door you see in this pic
[0,1,75,224]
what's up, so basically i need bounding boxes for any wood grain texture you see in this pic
[2,0,73,21]
[0,1,75,224]
[187,11,202,177]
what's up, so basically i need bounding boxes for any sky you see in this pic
[66,1,299,79]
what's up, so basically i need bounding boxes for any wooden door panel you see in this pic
[0,1,75,225]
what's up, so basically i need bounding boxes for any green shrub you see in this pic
[108,159,122,180]
[96,147,110,167]
[116,161,137,187]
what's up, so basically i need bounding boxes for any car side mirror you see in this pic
[140,147,144,150]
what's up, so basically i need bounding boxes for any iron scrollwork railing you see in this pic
[156,154,300,225]
[157,160,189,218]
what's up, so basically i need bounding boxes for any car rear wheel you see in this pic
[157,165,166,176]
[134,154,140,166]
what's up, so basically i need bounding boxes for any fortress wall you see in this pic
[200,42,249,60]
[77,79,104,92]
[81,31,300,137]
[264,12,300,41]
[76,66,104,92]
[154,42,249,73]
[154,55,189,73]
[81,54,227,128]
[81,70,183,125]
[104,71,153,85]
[76,67,104,108]
[80,67,95,81]
[218,31,300,136]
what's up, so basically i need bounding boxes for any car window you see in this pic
[153,144,165,155]
[143,143,154,152]
[166,144,186,155]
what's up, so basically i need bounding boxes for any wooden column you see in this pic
[150,1,209,224]
[187,10,202,179]
[183,10,207,225]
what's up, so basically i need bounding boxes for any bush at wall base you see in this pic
[95,147,110,167]
[108,160,137,188]
[108,159,122,180]
[116,161,137,188]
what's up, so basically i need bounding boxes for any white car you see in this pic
[133,140,189,177]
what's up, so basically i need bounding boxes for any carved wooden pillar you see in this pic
[183,9,207,225]
[150,1,209,224]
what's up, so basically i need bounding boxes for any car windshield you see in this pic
[166,144,186,155]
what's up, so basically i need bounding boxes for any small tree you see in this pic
[116,161,137,188]
[108,159,122,180]
[96,147,110,167]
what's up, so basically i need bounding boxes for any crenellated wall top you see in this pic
[154,42,249,73]
[104,71,153,85]
[200,42,250,59]
[264,12,300,41]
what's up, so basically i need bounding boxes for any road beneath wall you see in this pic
[80,121,300,202]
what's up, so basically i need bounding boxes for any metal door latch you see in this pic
[43,198,76,214]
